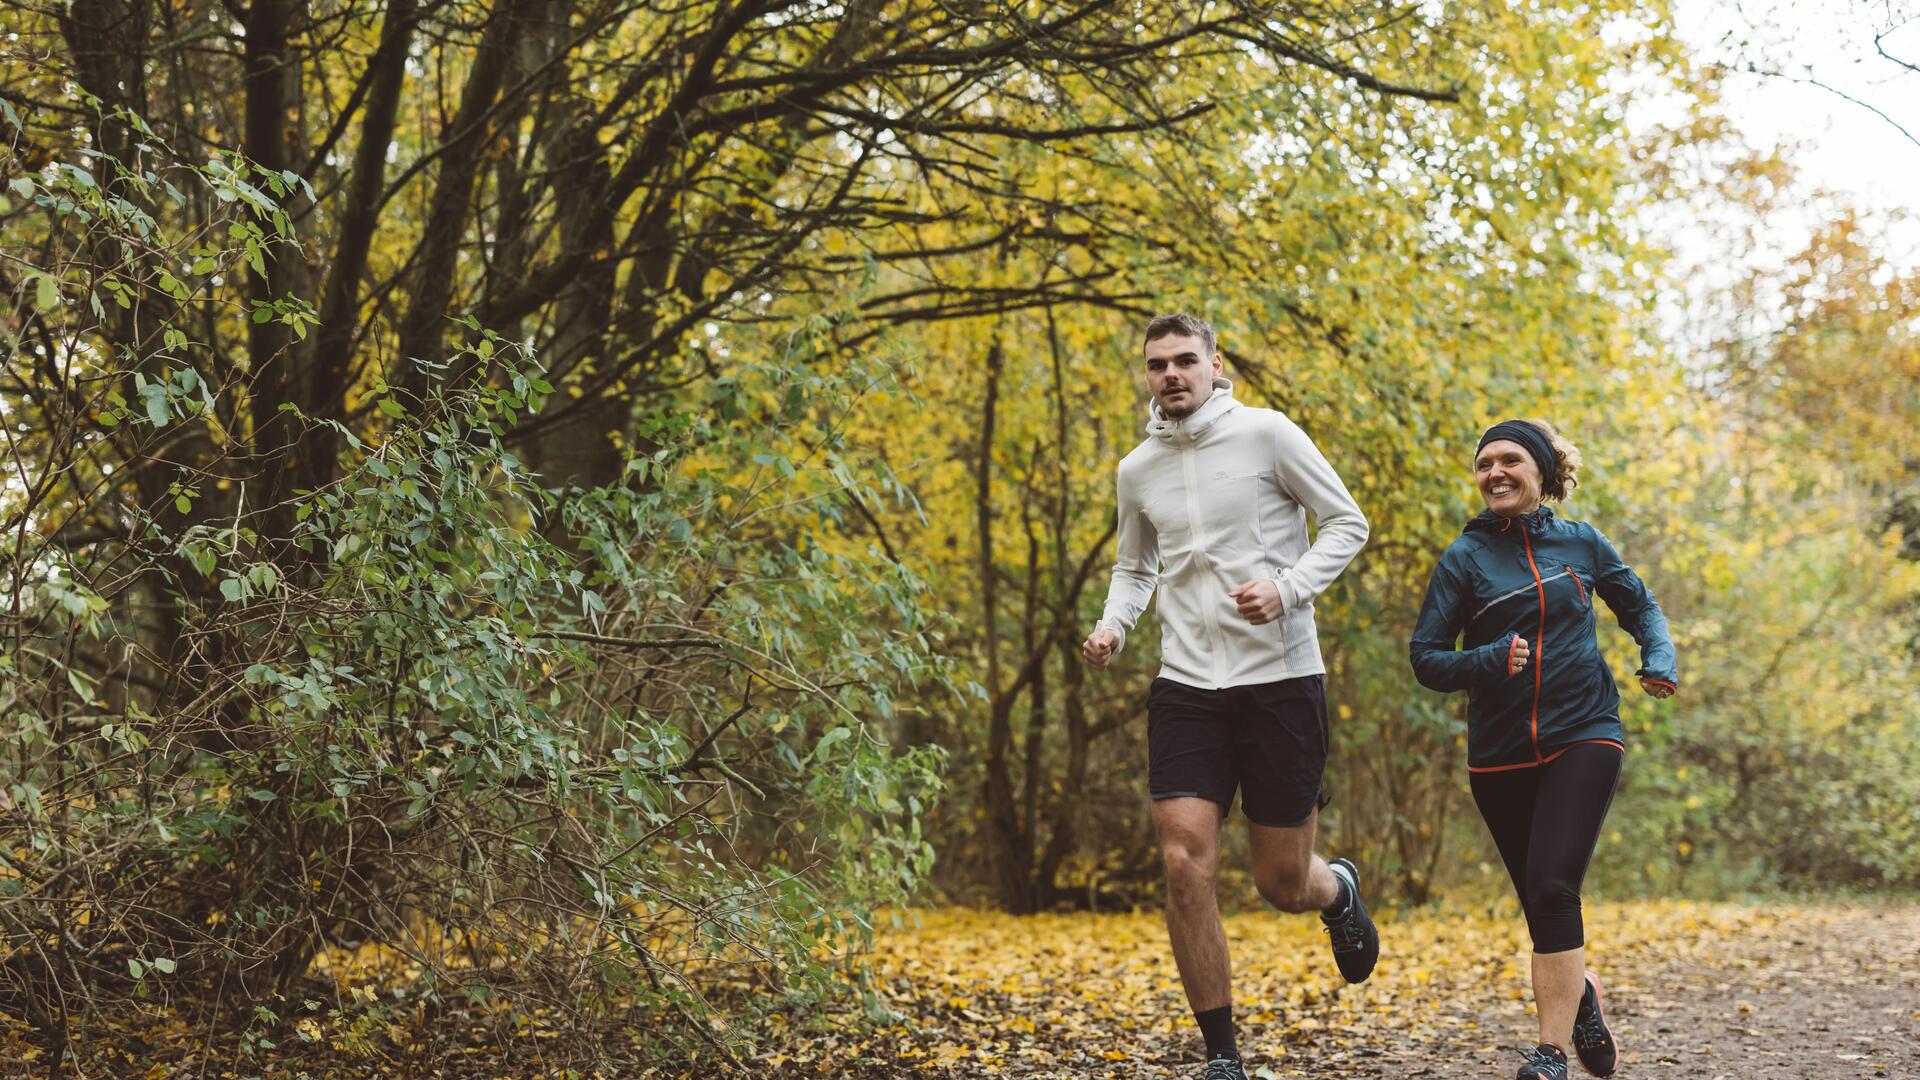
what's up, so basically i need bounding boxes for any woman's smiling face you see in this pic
[1475,439,1543,517]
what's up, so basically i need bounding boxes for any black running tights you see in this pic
[1469,743,1623,954]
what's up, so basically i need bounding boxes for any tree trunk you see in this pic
[236,0,304,536]
[394,0,521,402]
[522,119,622,492]
[297,0,420,497]
[975,343,1036,913]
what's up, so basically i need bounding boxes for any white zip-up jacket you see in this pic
[1096,380,1368,689]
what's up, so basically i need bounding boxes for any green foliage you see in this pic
[0,118,944,1063]
[1595,211,1920,894]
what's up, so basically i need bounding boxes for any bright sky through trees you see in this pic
[1676,0,1920,264]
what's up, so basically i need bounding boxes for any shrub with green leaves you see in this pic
[1,103,942,1064]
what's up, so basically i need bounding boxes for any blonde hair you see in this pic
[1527,419,1582,501]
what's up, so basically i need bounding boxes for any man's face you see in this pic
[1143,333,1222,419]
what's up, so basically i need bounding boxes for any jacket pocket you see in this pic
[1205,469,1274,550]
[1565,565,1589,606]
[1143,490,1193,552]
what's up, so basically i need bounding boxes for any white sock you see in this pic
[1322,862,1354,918]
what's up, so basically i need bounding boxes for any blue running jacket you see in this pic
[1410,507,1678,772]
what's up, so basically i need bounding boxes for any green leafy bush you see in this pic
[1,113,942,1064]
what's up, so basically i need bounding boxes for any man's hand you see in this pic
[1228,579,1285,625]
[1507,636,1531,676]
[1082,629,1120,670]
[1640,677,1676,699]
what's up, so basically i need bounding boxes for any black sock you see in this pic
[1195,1005,1236,1060]
[1321,867,1352,918]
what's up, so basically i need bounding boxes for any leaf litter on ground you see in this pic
[3,900,1915,1078]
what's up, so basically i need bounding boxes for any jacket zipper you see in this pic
[1521,524,1546,763]
[1180,438,1228,687]
[1567,565,1588,605]
[1250,472,1280,640]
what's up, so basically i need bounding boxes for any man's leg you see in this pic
[1147,678,1248,1073]
[1247,809,1341,914]
[1236,676,1377,983]
[1154,796,1230,1013]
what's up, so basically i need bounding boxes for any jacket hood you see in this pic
[1147,378,1239,441]
[1465,505,1556,536]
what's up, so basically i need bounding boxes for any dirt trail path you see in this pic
[1385,904,1920,1079]
[792,901,1920,1079]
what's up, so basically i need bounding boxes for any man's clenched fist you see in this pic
[1082,629,1120,670]
[1228,579,1285,625]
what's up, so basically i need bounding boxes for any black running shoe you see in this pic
[1320,857,1378,983]
[1200,1057,1250,1080]
[1572,969,1619,1076]
[1516,1043,1570,1080]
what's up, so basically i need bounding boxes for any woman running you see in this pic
[1410,419,1677,1080]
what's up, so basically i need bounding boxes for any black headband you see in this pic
[1477,420,1558,481]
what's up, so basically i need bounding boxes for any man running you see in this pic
[1082,313,1378,1080]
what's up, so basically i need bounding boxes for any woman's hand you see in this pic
[1507,636,1531,676]
[1640,677,1676,699]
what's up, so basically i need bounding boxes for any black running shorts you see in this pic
[1146,674,1332,828]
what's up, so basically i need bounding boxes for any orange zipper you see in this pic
[1521,527,1546,763]
[1567,566,1588,604]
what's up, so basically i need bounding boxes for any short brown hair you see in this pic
[1528,419,1583,501]
[1143,312,1216,355]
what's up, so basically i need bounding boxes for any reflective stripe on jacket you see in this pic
[1410,506,1677,771]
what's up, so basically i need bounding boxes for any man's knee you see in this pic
[1255,866,1317,913]
[1160,837,1217,900]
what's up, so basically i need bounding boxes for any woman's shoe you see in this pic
[1516,1043,1569,1079]
[1571,970,1619,1076]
